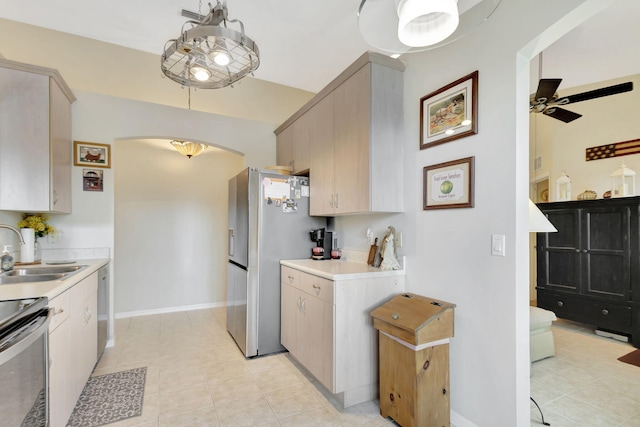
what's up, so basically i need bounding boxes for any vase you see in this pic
[34,239,42,263]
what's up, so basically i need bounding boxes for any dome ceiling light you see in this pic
[161,1,260,89]
[358,0,502,55]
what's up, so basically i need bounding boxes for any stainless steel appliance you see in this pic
[227,168,326,357]
[0,297,52,426]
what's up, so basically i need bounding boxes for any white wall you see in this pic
[114,140,243,314]
[334,1,609,425]
[43,90,276,322]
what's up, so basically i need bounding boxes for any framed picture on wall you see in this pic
[83,169,104,192]
[74,141,111,168]
[420,71,478,150]
[423,156,475,210]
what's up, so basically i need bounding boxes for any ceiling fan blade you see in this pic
[534,78,562,102]
[563,82,633,104]
[543,107,582,123]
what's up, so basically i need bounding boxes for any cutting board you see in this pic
[367,238,378,266]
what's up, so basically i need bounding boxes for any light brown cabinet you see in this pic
[276,52,404,216]
[281,264,404,407]
[0,58,75,213]
[275,111,312,174]
[49,272,98,427]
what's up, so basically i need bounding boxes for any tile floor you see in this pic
[530,319,640,427]
[93,308,393,427]
[92,307,640,427]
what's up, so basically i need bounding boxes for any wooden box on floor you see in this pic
[371,293,456,427]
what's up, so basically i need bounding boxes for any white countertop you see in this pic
[280,258,405,280]
[0,258,110,301]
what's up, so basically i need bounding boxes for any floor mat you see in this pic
[618,349,640,367]
[66,367,146,427]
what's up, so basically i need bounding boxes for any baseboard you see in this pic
[451,410,478,427]
[115,301,226,319]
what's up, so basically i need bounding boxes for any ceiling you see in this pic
[0,1,638,93]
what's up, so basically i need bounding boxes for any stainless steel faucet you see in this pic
[0,224,25,245]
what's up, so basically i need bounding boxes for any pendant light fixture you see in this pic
[161,1,259,89]
[170,88,208,159]
[358,0,502,55]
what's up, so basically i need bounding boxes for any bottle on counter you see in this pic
[1,245,14,272]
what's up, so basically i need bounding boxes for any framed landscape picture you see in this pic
[423,156,475,210]
[420,71,478,150]
[74,141,111,168]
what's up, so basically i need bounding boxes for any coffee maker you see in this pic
[310,228,333,260]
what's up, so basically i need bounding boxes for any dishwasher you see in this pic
[0,297,52,426]
[97,263,109,360]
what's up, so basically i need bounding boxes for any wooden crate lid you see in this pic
[371,293,455,345]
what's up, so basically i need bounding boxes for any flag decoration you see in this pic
[586,138,640,161]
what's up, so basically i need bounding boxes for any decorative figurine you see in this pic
[380,226,401,271]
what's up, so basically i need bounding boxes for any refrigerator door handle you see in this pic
[228,228,235,256]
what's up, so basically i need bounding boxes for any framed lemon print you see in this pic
[423,156,474,210]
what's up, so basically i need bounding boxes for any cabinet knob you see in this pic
[602,309,609,315]
[575,249,580,253]
[54,308,64,315]
[557,301,564,307]
[582,249,587,253]
[312,284,321,293]
[391,313,399,320]
[288,275,294,283]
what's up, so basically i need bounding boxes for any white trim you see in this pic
[380,331,449,351]
[451,410,478,427]
[115,301,225,319]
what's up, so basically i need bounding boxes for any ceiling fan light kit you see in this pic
[358,0,501,55]
[161,1,260,89]
[530,78,633,123]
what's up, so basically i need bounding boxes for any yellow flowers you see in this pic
[18,213,55,239]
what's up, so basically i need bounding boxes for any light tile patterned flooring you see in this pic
[93,308,392,426]
[93,308,640,427]
[531,319,640,427]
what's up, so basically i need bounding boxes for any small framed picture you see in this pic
[83,169,104,192]
[420,71,478,150]
[423,156,475,210]
[74,141,111,168]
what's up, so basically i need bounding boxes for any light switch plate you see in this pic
[491,234,506,256]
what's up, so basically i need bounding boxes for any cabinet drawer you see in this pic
[537,292,582,321]
[281,266,333,304]
[49,290,70,332]
[584,301,631,331]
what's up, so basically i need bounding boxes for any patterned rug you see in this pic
[66,367,146,427]
[618,349,640,368]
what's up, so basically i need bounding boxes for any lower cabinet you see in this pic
[48,272,98,427]
[281,265,404,407]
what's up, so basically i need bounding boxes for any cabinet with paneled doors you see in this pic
[535,197,640,347]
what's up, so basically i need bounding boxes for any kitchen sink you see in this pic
[0,265,88,284]
[0,274,67,284]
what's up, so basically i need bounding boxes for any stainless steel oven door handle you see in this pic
[0,308,53,365]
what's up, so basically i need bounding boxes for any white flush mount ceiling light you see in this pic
[161,1,259,89]
[358,0,502,55]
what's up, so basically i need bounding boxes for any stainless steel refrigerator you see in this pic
[227,168,326,357]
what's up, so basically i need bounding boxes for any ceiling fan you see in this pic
[530,78,633,123]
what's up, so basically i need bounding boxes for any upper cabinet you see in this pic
[0,59,76,213]
[275,52,405,216]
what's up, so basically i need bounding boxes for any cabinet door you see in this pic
[309,93,336,216]
[537,208,581,292]
[0,68,50,211]
[276,126,294,172]
[49,319,71,427]
[292,114,310,173]
[582,206,630,299]
[333,65,371,214]
[49,79,72,213]
[280,282,301,359]
[302,292,334,391]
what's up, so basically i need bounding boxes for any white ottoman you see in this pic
[530,306,557,362]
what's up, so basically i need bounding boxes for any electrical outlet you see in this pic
[394,231,403,248]
[48,231,59,244]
